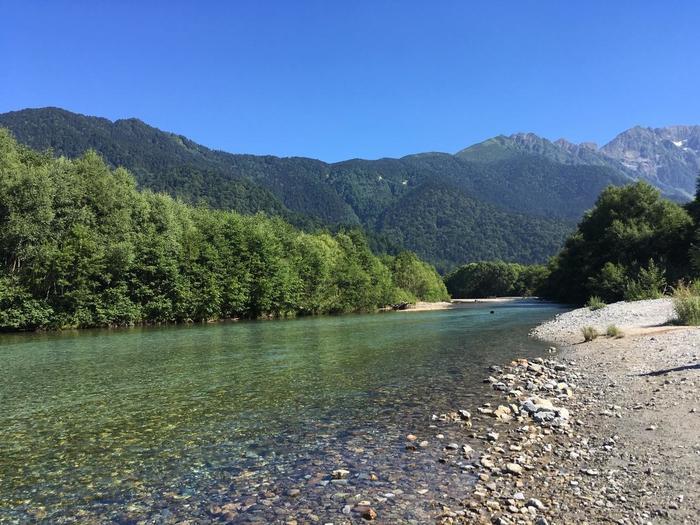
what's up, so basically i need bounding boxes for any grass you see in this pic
[673,282,700,326]
[606,324,623,338]
[586,296,606,311]
[581,325,599,342]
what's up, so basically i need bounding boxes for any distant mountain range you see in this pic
[1,107,697,271]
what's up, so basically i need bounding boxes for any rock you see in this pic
[458,409,471,419]
[486,432,500,442]
[480,456,495,469]
[527,498,546,511]
[556,407,570,420]
[506,463,523,475]
[332,469,350,479]
[352,504,377,521]
[461,444,474,456]
[494,405,513,420]
[485,500,501,511]
[532,411,556,423]
[286,488,301,497]
[406,434,418,441]
[445,442,460,450]
[419,440,429,448]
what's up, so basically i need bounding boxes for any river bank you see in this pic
[436,298,698,524]
[400,297,529,312]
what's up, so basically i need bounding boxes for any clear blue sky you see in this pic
[2,1,699,161]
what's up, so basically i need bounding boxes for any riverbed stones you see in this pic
[352,503,377,520]
[505,463,523,475]
[331,469,350,479]
[494,405,513,421]
[458,409,471,420]
[527,498,546,511]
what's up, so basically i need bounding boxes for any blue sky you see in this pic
[2,1,699,161]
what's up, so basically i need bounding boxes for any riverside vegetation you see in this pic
[446,179,700,325]
[0,130,448,331]
[3,120,700,331]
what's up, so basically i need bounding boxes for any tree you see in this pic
[545,182,693,304]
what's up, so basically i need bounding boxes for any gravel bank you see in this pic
[530,298,676,345]
[436,299,699,524]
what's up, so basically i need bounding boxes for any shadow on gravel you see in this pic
[639,363,700,377]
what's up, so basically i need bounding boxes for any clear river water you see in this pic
[0,300,565,524]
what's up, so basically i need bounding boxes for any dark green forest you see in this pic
[0,130,448,331]
[2,108,651,271]
[444,261,549,298]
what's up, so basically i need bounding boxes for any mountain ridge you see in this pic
[1,107,696,271]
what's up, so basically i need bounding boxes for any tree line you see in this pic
[0,130,448,331]
[445,180,700,305]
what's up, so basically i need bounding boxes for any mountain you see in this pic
[1,107,694,271]
[460,130,697,200]
[601,125,700,199]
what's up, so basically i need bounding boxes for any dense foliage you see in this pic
[544,182,698,304]
[0,131,448,331]
[384,251,450,302]
[444,261,549,298]
[1,108,652,270]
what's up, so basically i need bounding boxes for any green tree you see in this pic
[545,182,693,304]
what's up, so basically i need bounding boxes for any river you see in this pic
[0,300,565,523]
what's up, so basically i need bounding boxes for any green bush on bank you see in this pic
[606,324,623,338]
[581,326,599,342]
[673,282,700,326]
[586,296,606,310]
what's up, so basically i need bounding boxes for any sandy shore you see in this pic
[400,297,529,312]
[435,298,699,524]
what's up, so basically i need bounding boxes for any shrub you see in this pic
[606,324,623,338]
[581,326,599,342]
[624,260,667,301]
[586,296,606,311]
[673,282,700,326]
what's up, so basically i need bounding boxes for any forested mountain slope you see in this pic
[2,107,692,271]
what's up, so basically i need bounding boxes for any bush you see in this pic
[586,296,606,310]
[581,326,599,342]
[624,260,667,301]
[606,324,623,338]
[673,282,700,326]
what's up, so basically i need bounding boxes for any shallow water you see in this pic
[0,301,565,524]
